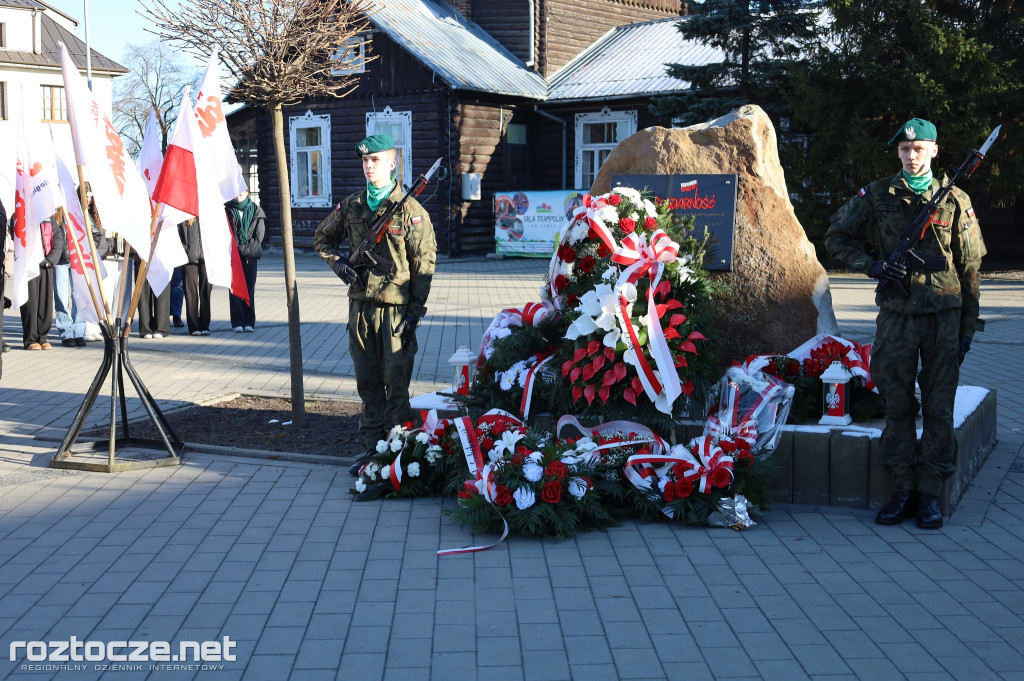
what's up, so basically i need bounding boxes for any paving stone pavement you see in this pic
[0,253,1022,680]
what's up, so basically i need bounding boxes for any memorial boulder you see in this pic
[591,105,839,366]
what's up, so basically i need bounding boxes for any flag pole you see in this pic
[123,207,163,330]
[73,170,112,324]
[56,206,103,325]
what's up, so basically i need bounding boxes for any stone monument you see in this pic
[591,105,840,365]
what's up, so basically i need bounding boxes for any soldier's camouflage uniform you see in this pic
[825,172,985,496]
[314,184,437,450]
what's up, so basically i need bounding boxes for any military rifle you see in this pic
[878,125,1001,298]
[349,156,443,279]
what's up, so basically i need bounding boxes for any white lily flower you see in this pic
[489,429,525,462]
[514,486,536,510]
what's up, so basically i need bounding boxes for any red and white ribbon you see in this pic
[520,351,556,420]
[439,412,520,556]
[610,230,683,414]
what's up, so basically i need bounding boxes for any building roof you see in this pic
[367,0,547,100]
[547,16,723,103]
[0,12,126,74]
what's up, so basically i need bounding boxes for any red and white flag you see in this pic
[136,108,188,295]
[191,49,249,302]
[53,142,107,324]
[59,42,152,257]
[152,88,248,303]
[11,92,65,308]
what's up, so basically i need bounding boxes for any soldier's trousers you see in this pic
[349,299,417,450]
[871,308,960,496]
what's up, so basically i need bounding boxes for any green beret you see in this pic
[355,134,396,158]
[888,118,938,146]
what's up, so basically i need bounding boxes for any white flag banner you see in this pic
[11,91,65,307]
[137,109,163,195]
[59,41,152,257]
[135,108,188,295]
[194,47,247,202]
[54,142,107,324]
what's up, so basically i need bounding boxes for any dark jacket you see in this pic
[178,219,204,264]
[234,206,266,260]
[41,219,65,268]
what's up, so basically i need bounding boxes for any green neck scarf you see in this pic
[366,180,395,212]
[901,169,933,195]
[226,196,257,244]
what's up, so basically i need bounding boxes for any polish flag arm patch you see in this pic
[411,216,422,224]
[966,207,975,218]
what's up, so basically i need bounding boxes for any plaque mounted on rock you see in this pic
[612,174,737,271]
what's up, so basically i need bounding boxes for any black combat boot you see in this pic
[916,493,943,529]
[876,490,917,525]
[349,450,375,477]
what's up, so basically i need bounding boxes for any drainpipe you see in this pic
[534,105,567,189]
[526,0,535,67]
[31,9,41,54]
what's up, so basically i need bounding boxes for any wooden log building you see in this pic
[227,0,722,255]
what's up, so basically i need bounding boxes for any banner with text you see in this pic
[494,190,586,257]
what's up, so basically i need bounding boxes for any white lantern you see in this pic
[448,346,478,395]
[819,360,853,426]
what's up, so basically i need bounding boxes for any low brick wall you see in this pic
[763,387,996,516]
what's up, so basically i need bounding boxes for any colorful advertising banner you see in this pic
[611,174,738,271]
[494,190,586,257]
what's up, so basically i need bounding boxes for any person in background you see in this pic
[133,253,171,339]
[21,214,65,350]
[81,190,108,342]
[225,190,265,333]
[170,266,185,328]
[52,210,86,347]
[178,218,211,336]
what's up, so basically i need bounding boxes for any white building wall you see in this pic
[0,7,118,210]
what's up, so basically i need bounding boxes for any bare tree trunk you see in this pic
[271,103,306,427]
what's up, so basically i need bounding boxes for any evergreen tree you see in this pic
[651,0,822,125]
[789,0,1024,244]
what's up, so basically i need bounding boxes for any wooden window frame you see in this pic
[331,35,368,76]
[41,84,67,123]
[574,107,637,190]
[365,106,412,189]
[289,110,332,208]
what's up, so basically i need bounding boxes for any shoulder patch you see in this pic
[967,207,975,218]
[857,187,867,198]
[411,216,423,224]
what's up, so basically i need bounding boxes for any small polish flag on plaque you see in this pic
[680,180,698,193]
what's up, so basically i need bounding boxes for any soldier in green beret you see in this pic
[825,117,986,529]
[314,134,437,475]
